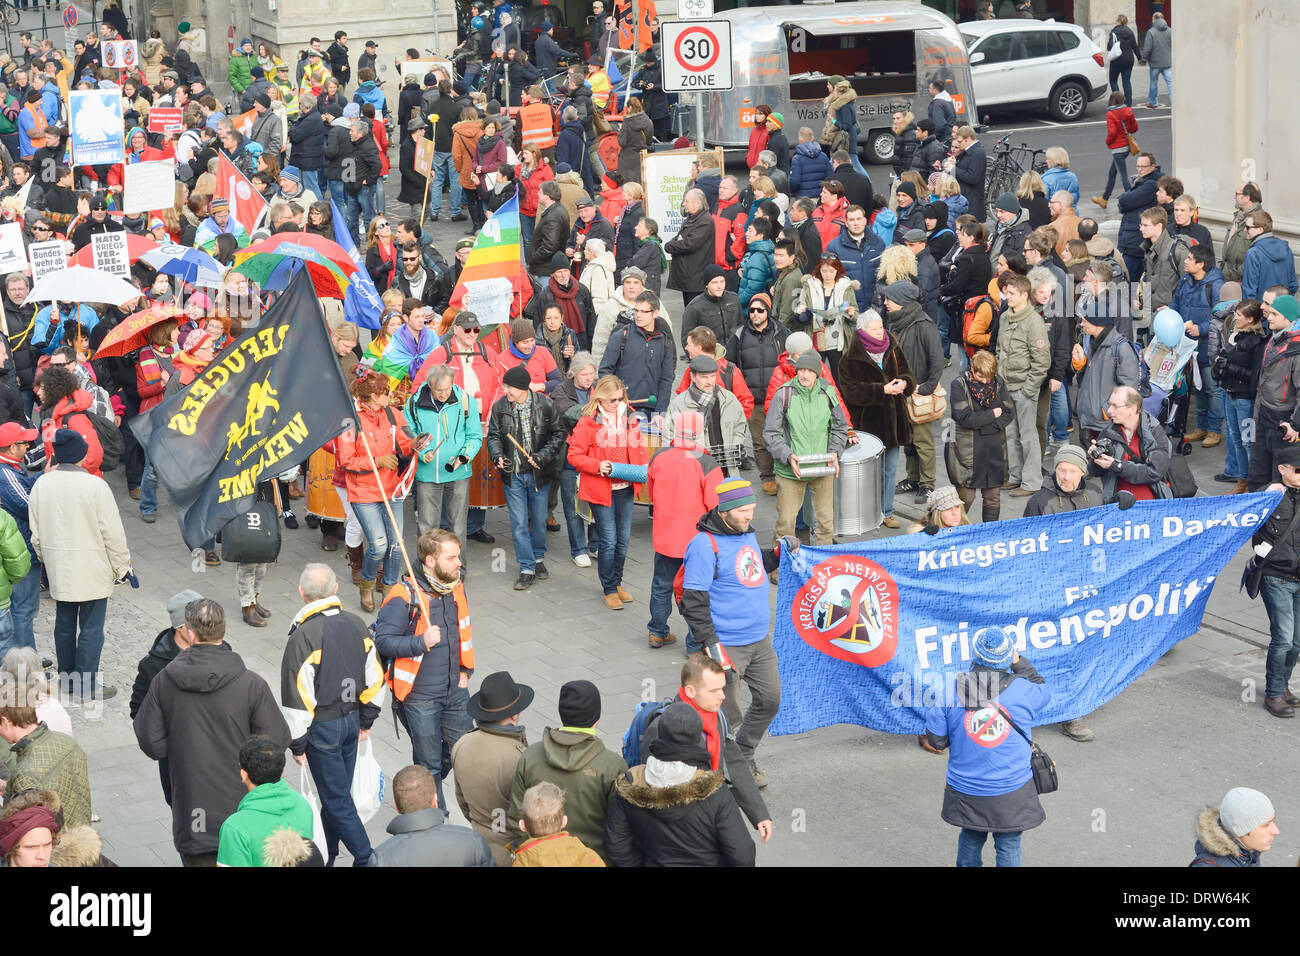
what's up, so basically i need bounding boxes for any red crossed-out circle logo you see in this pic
[963,706,1010,748]
[790,555,899,668]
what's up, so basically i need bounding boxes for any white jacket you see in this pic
[29,466,130,601]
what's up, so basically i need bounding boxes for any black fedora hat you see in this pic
[467,671,535,722]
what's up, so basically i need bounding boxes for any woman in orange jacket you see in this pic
[567,374,648,610]
[335,369,416,611]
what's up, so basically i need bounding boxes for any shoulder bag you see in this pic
[995,703,1058,795]
[906,382,947,424]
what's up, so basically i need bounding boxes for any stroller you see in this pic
[1143,337,1199,456]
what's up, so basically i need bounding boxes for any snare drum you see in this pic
[634,423,665,505]
[305,449,346,521]
[834,431,886,536]
[468,445,506,508]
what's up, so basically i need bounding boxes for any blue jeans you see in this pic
[1223,395,1254,480]
[520,214,535,267]
[429,151,463,216]
[0,603,16,664]
[9,563,40,652]
[936,304,951,356]
[649,551,697,649]
[1193,363,1224,434]
[1049,384,1071,442]
[560,465,592,558]
[881,445,901,518]
[352,498,405,587]
[467,507,486,535]
[504,472,548,573]
[374,176,386,219]
[1123,251,1145,284]
[141,457,159,516]
[591,486,634,594]
[305,711,372,866]
[1261,575,1300,699]
[395,687,472,810]
[301,169,323,199]
[1147,67,1172,106]
[54,597,107,698]
[957,828,1022,867]
[345,184,376,244]
[327,179,348,217]
[1103,151,1131,200]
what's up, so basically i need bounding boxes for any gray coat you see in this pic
[1140,20,1172,70]
[1142,229,1192,315]
[1023,473,1102,516]
[662,386,753,458]
[370,807,495,867]
[888,301,944,396]
[1076,327,1141,432]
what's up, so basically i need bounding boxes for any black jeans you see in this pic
[1108,60,1133,106]
[1249,406,1291,491]
[121,394,145,489]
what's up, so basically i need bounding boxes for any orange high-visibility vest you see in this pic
[381,577,474,701]
[519,101,557,150]
[23,103,46,151]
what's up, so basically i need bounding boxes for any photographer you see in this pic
[1088,385,1171,503]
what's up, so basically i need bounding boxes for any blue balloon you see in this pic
[1153,307,1183,348]
[471,15,485,29]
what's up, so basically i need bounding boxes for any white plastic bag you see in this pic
[298,764,329,860]
[350,738,385,824]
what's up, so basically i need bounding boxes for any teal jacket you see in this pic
[0,507,30,607]
[405,383,483,484]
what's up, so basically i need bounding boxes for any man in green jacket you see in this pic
[770,239,804,330]
[228,37,257,97]
[994,273,1051,496]
[0,672,92,827]
[216,734,316,867]
[0,506,31,661]
[507,680,627,862]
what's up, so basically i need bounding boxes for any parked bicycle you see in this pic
[984,134,1047,205]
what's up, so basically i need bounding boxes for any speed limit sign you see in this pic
[661,19,732,92]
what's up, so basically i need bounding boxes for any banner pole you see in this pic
[418,170,431,231]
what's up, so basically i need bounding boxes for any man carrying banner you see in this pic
[680,478,794,789]
[1251,444,1300,718]
[1088,385,1171,503]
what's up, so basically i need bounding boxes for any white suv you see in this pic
[961,19,1108,122]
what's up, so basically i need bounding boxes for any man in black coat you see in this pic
[952,126,987,222]
[327,31,351,93]
[764,114,791,173]
[134,598,291,866]
[344,118,381,243]
[69,196,124,250]
[664,189,716,306]
[287,94,327,196]
[566,198,615,276]
[533,21,565,75]
[530,183,571,279]
[784,198,823,271]
[829,152,874,214]
[397,77,425,141]
[633,50,670,142]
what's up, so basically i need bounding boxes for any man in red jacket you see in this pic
[646,425,723,651]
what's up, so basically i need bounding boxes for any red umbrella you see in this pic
[72,233,161,268]
[92,304,187,358]
[241,232,357,276]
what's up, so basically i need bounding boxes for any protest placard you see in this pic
[124,161,178,215]
[0,223,26,274]
[70,90,125,165]
[92,231,131,278]
[148,108,183,134]
[28,239,67,281]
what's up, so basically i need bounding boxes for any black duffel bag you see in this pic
[220,500,282,564]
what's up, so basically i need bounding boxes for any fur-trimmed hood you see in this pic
[825,82,857,112]
[50,825,108,867]
[262,827,320,867]
[1193,807,1259,865]
[615,765,724,809]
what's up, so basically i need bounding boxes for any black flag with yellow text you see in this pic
[131,269,355,550]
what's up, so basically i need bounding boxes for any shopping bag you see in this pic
[298,764,329,860]
[350,738,385,824]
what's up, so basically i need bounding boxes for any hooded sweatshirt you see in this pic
[216,779,315,867]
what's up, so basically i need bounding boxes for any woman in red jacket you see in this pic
[135,318,178,523]
[335,369,416,611]
[35,366,103,477]
[364,102,391,215]
[567,374,648,610]
[745,105,771,169]
[1092,91,1138,209]
[518,146,553,263]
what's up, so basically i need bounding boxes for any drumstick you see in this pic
[506,432,538,467]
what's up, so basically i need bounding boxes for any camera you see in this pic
[1089,437,1116,460]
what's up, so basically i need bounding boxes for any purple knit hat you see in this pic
[716,478,756,512]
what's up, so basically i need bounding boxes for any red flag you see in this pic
[215,152,269,237]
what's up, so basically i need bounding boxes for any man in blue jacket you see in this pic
[1172,245,1225,445]
[598,290,676,422]
[1116,152,1161,282]
[826,205,885,313]
[1242,210,1299,301]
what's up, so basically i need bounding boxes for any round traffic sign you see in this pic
[673,25,720,73]
[62,4,77,28]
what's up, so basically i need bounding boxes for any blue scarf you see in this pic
[508,340,534,362]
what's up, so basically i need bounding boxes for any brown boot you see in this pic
[242,605,268,628]
[359,579,377,613]
[648,631,677,649]
[1090,195,1107,209]
[254,595,271,620]
[1201,431,1223,448]
[347,545,364,585]
[1185,429,1207,442]
[1265,697,1295,718]
[1231,479,1250,495]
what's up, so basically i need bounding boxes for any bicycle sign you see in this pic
[661,20,732,92]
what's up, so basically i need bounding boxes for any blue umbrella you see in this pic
[139,242,225,288]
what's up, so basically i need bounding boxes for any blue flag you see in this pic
[329,198,383,330]
[769,493,1280,736]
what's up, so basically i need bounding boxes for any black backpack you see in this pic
[72,409,124,472]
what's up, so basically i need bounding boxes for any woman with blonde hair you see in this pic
[1041,147,1079,207]
[932,173,968,227]
[567,374,647,611]
[364,214,396,292]
[907,485,972,533]
[1015,170,1050,228]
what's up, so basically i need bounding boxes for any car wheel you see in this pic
[1049,81,1088,122]
[867,130,894,165]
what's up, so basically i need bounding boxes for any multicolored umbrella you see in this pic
[138,242,225,288]
[92,304,188,358]
[72,233,159,268]
[231,238,354,299]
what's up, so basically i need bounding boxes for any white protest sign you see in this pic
[124,160,177,215]
[0,223,26,274]
[28,239,68,282]
[640,148,723,249]
[103,40,138,70]
[91,231,130,278]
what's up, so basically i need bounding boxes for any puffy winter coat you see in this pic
[737,239,775,308]
[789,141,832,199]
[598,318,676,415]
[727,318,789,397]
[335,402,415,502]
[1040,166,1080,207]
[288,108,327,171]
[1116,166,1161,257]
[567,409,649,506]
[826,228,886,313]
[1242,234,1299,301]
[604,765,755,867]
[405,383,482,484]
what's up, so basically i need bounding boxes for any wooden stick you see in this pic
[418,171,432,232]
[505,431,538,469]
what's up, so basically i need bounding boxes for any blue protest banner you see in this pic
[770,493,1280,736]
[328,198,383,330]
[69,90,125,166]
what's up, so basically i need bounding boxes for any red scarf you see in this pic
[549,275,586,334]
[679,687,722,771]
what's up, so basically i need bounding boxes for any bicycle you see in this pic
[984,134,1047,206]
[0,1,20,27]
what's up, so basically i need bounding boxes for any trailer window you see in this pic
[785,27,918,102]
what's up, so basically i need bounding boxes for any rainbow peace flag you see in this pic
[449,191,532,324]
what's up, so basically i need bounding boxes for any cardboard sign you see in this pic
[640,147,725,250]
[148,107,183,134]
[91,231,130,278]
[0,223,25,274]
[28,239,68,282]
[414,138,436,178]
[124,160,177,215]
[69,90,125,165]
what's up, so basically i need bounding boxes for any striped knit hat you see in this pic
[716,478,756,512]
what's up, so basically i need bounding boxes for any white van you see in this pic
[698,2,978,165]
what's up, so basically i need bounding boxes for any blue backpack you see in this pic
[621,699,672,767]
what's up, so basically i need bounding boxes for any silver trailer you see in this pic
[700,2,977,165]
